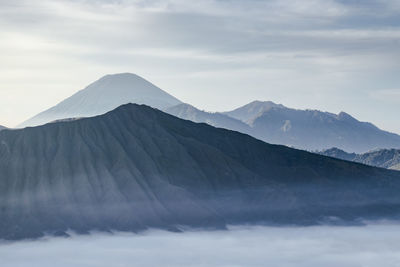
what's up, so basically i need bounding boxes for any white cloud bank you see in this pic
[1,224,400,267]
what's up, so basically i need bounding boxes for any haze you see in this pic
[0,0,399,133]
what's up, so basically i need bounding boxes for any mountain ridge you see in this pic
[249,106,400,153]
[319,147,400,170]
[2,103,400,240]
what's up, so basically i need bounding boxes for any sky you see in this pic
[2,224,400,266]
[0,0,399,133]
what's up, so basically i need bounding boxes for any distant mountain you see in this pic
[223,100,285,124]
[164,103,251,134]
[319,148,400,170]
[17,74,400,152]
[166,100,400,153]
[166,101,400,153]
[318,147,357,161]
[18,73,182,127]
[224,101,400,153]
[2,104,400,240]
[0,125,6,131]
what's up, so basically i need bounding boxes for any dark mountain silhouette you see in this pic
[18,73,182,128]
[319,148,400,170]
[2,104,400,240]
[0,125,6,131]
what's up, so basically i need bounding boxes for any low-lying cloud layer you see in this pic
[1,224,400,266]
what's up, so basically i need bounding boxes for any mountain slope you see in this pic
[319,148,400,170]
[0,125,6,131]
[392,164,400,171]
[164,103,251,134]
[223,100,285,124]
[2,104,400,240]
[18,73,182,127]
[224,102,400,153]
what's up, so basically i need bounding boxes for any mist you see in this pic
[1,224,400,267]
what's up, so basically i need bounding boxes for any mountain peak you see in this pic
[18,73,182,128]
[224,100,285,123]
[318,147,357,161]
[337,111,357,122]
[248,100,279,105]
[245,100,284,108]
[99,72,143,81]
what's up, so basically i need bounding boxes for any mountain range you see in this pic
[319,148,400,170]
[2,103,400,240]
[17,73,400,153]
[172,100,400,153]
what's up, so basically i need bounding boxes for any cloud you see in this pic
[1,224,400,266]
[1,0,399,55]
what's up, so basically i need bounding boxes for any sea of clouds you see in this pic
[1,224,400,267]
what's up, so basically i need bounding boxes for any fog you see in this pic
[1,224,400,267]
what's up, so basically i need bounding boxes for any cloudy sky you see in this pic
[0,0,399,133]
[2,225,400,266]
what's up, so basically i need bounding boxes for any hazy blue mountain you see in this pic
[223,100,285,124]
[18,73,182,127]
[318,147,357,161]
[2,104,400,240]
[319,148,400,170]
[224,101,400,153]
[164,103,251,134]
[166,100,400,153]
[0,125,6,131]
